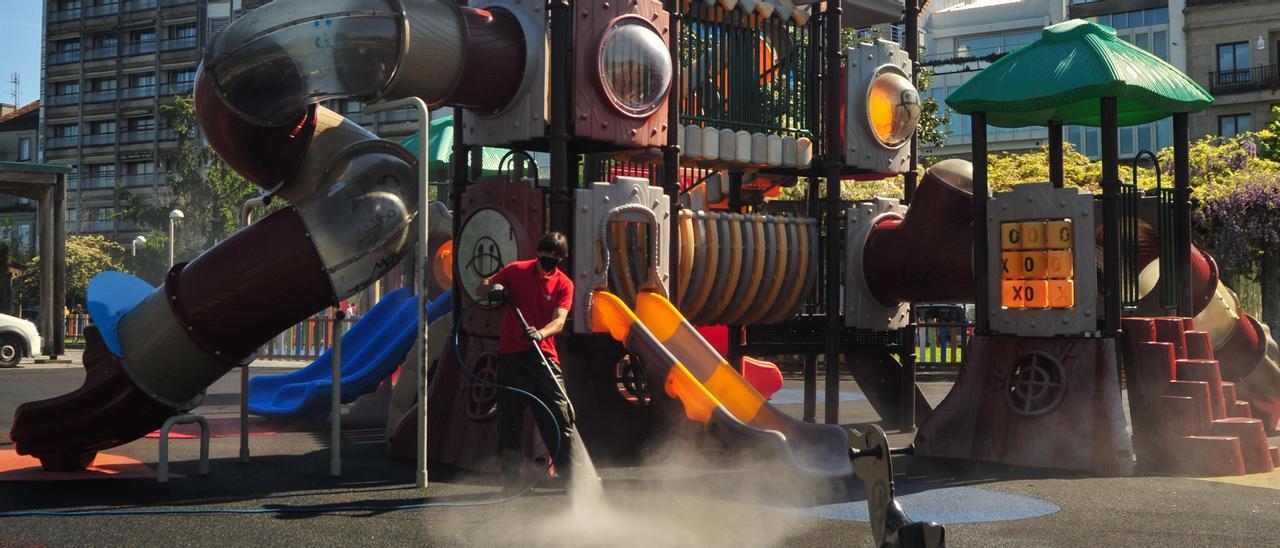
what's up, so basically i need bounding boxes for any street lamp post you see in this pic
[168,209,184,267]
[131,235,147,257]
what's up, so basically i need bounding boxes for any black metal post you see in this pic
[1048,121,1064,189]
[973,111,990,335]
[823,0,844,425]
[664,0,682,304]
[803,353,817,422]
[900,0,921,432]
[1101,97,1122,335]
[1173,113,1193,317]
[450,111,468,318]
[903,0,920,205]
[548,0,573,236]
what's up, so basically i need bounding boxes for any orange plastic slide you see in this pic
[591,291,852,479]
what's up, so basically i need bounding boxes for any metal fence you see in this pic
[66,312,355,361]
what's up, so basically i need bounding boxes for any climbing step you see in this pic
[1221,382,1237,410]
[1154,318,1190,358]
[1270,446,1279,464]
[1184,330,1214,360]
[1209,418,1274,474]
[1233,401,1254,419]
[1175,359,1227,420]
[1165,381,1213,435]
[1177,435,1245,477]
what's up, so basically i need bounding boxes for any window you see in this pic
[53,81,79,95]
[129,72,155,88]
[53,123,79,137]
[956,35,1002,58]
[93,34,118,48]
[55,38,80,52]
[90,120,116,135]
[1003,31,1040,51]
[1219,114,1253,137]
[17,138,31,161]
[130,29,155,43]
[126,117,155,131]
[126,161,154,174]
[171,68,195,83]
[171,24,197,39]
[91,77,117,91]
[1217,42,1250,85]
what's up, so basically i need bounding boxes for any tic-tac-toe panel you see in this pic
[988,183,1096,337]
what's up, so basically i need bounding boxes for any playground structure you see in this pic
[7,4,1280,545]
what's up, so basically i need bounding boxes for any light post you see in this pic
[131,235,147,257]
[168,209,184,267]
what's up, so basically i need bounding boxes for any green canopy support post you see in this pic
[1048,121,1064,189]
[823,0,845,426]
[972,111,990,335]
[1173,113,1193,317]
[1101,97,1122,335]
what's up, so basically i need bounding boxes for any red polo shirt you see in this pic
[489,259,574,361]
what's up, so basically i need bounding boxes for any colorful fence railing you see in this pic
[65,312,357,361]
[915,321,971,370]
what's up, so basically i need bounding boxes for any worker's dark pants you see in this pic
[497,349,576,482]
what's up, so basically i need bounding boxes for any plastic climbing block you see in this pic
[1210,418,1274,474]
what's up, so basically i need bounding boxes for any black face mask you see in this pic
[538,256,560,272]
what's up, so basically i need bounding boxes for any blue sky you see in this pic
[0,2,43,106]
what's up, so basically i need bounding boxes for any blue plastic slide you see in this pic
[248,288,453,418]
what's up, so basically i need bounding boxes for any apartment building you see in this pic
[40,0,420,244]
[0,102,40,260]
[922,0,1186,159]
[1183,0,1280,138]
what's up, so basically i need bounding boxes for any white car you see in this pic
[0,314,42,367]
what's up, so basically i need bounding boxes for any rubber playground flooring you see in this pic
[1,363,1278,547]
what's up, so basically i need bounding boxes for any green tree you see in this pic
[116,94,266,267]
[13,235,126,308]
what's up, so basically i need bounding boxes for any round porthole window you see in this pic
[598,18,673,118]
[865,68,921,148]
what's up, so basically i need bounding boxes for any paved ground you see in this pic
[1,357,1279,547]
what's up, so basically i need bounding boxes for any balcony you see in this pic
[124,0,157,11]
[120,129,156,143]
[46,94,81,107]
[160,0,197,6]
[160,81,194,96]
[120,173,159,187]
[82,133,118,146]
[342,112,374,125]
[122,40,157,56]
[84,45,119,61]
[1208,65,1280,94]
[46,136,79,150]
[48,9,82,23]
[161,36,196,51]
[79,176,117,190]
[120,86,156,100]
[158,128,179,141]
[48,50,82,65]
[80,220,116,233]
[84,2,120,18]
[84,89,118,103]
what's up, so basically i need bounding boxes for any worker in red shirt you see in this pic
[476,231,576,487]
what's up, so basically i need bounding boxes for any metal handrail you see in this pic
[1208,64,1280,94]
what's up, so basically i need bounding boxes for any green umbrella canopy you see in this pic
[946,19,1213,128]
[399,115,547,179]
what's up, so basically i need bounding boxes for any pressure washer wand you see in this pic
[509,301,576,418]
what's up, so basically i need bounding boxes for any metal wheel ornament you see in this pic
[614,354,651,406]
[467,354,499,421]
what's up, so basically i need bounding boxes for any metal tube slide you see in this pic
[11,0,527,469]
[862,159,976,306]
